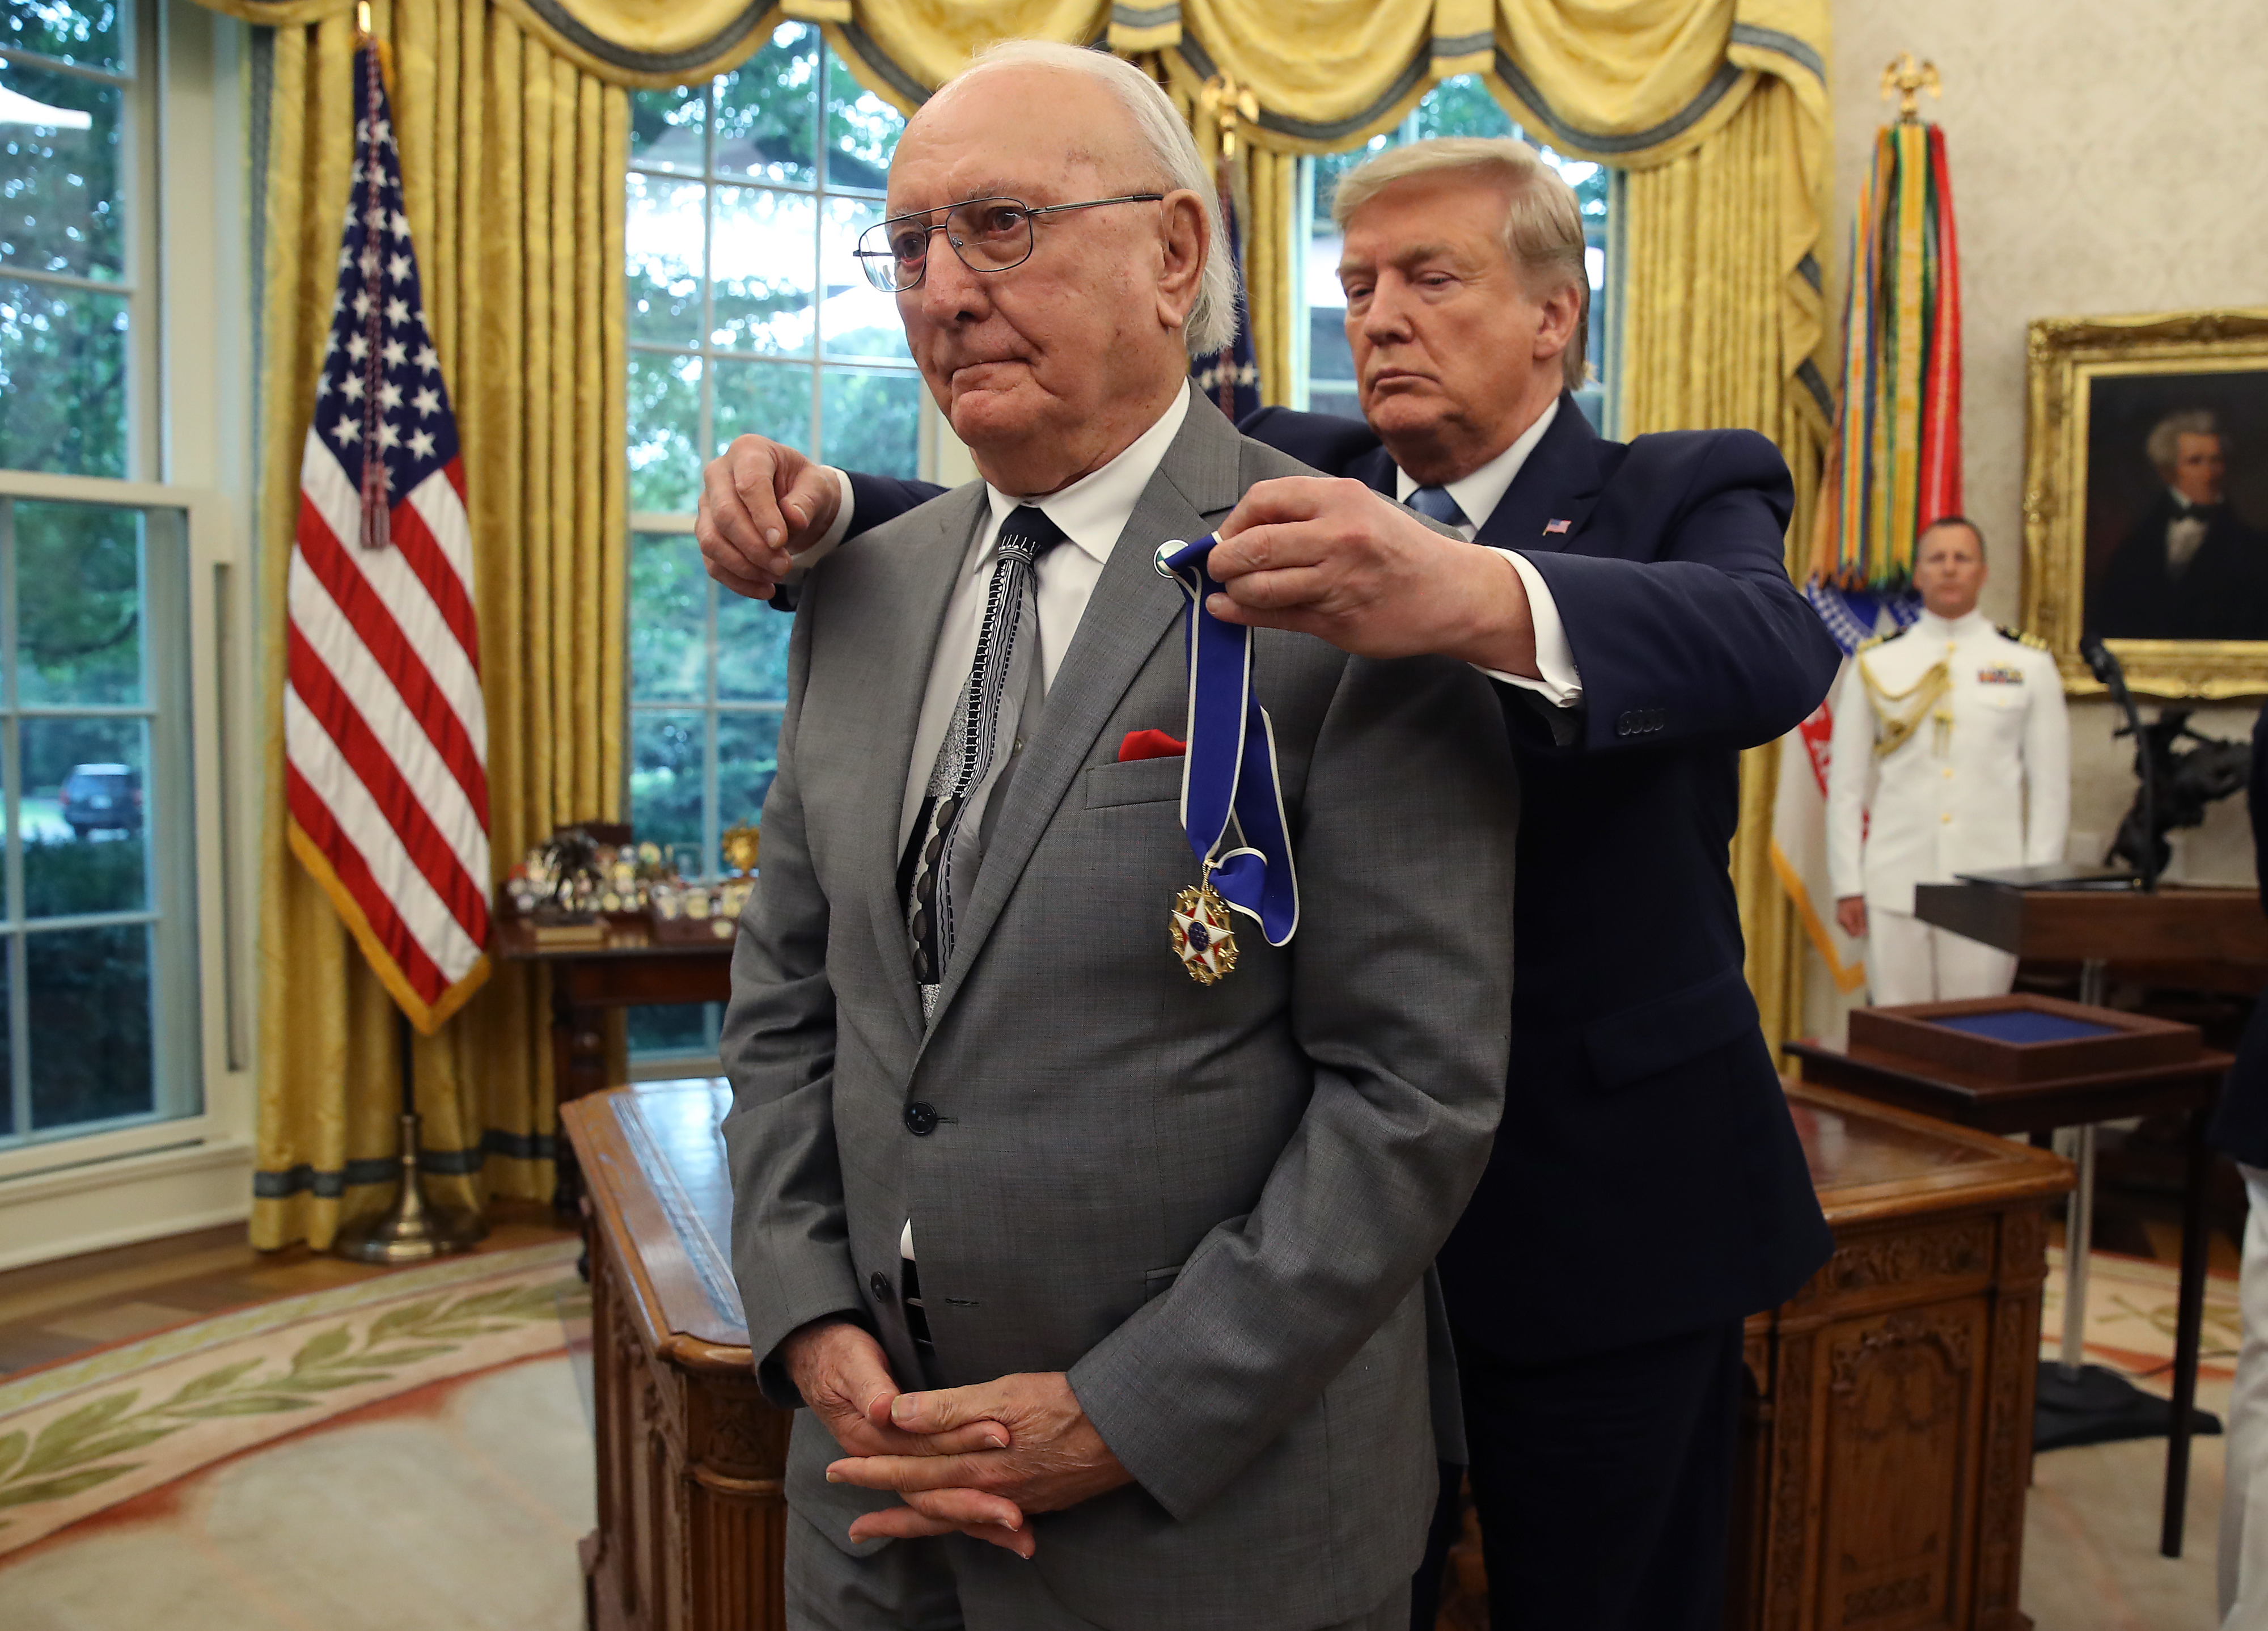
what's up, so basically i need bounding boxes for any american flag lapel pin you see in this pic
[1543,518,1572,535]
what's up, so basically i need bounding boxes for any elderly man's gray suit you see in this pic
[720,402,1519,1631]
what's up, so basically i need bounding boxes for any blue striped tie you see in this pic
[1407,484,1470,529]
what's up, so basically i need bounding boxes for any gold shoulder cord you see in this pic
[1859,653,1953,758]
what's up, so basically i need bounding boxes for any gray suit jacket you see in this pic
[720,402,1518,1630]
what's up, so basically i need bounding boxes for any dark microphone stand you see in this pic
[2081,629,2159,893]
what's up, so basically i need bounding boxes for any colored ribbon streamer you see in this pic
[1153,535,1298,947]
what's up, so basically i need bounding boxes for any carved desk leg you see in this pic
[683,1372,790,1630]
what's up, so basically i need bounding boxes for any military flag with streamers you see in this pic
[285,39,492,1035]
[1810,115,1964,590]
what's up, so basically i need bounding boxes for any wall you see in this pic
[1827,0,2268,886]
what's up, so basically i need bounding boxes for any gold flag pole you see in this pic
[1880,53,1941,122]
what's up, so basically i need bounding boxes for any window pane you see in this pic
[0,275,128,475]
[627,349,702,512]
[0,54,125,280]
[716,583,790,702]
[711,185,814,355]
[3,2,125,71]
[716,24,817,187]
[628,531,707,703]
[28,922,152,1129]
[822,47,899,193]
[15,497,142,704]
[23,713,146,915]
[628,708,705,855]
[820,367,920,478]
[818,195,906,360]
[627,173,704,348]
[1411,79,1515,140]
[712,357,809,455]
[628,1001,713,1060]
[628,84,704,175]
[716,710,782,847]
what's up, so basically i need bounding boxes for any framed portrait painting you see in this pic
[2022,309,2268,698]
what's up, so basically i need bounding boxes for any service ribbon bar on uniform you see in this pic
[1154,534,1298,948]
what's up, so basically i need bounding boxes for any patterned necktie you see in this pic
[1407,484,1470,530]
[900,505,1069,1016]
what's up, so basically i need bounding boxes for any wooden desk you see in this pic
[565,1080,779,1631]
[494,919,734,1108]
[1725,1082,2071,1631]
[570,1080,2075,1631]
[1785,1034,2228,1560]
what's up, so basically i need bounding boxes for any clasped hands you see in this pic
[696,435,1540,678]
[780,1317,1131,1559]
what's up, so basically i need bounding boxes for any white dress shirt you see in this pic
[1391,398,1582,708]
[2165,485,2210,576]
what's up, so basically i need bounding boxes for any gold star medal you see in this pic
[1170,880,1239,985]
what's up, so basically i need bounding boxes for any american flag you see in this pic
[285,41,491,1034]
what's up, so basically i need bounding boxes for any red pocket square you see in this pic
[1118,729,1186,763]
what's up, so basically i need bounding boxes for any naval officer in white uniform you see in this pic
[1827,517,2071,1004]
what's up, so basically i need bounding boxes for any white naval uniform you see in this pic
[1825,608,2071,1004]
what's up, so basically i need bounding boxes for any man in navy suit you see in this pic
[696,136,1838,1630]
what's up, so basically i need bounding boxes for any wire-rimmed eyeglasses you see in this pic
[854,194,1166,293]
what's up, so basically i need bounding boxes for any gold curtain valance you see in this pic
[196,0,1825,170]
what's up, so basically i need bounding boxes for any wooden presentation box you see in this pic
[1848,992,2201,1083]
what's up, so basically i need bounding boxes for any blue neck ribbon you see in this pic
[1153,535,1299,947]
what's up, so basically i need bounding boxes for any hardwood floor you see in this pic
[0,1200,578,1379]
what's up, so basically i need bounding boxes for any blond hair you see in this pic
[1330,137,1589,391]
[957,40,1236,357]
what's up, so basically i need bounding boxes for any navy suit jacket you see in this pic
[833,395,1838,1360]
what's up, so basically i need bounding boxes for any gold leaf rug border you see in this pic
[0,1239,586,1557]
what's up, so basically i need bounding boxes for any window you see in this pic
[623,24,923,1063]
[1,1,157,480]
[1298,77,1614,430]
[0,2,256,1265]
[0,489,201,1148]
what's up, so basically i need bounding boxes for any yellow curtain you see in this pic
[1617,75,1830,1055]
[243,1,627,1249]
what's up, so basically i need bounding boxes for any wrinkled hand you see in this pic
[1204,476,1539,675]
[696,434,842,601]
[777,1319,1029,1553]
[828,1372,1132,1556]
[1835,895,1868,939]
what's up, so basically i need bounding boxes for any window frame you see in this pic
[0,1,258,1267]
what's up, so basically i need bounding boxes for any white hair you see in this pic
[951,39,1237,358]
[1331,136,1590,391]
[2148,409,2222,477]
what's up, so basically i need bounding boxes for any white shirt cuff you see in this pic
[780,467,857,585]
[1472,549,1582,707]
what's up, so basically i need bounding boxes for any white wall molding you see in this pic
[0,1140,254,1271]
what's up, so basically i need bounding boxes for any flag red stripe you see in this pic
[389,484,482,678]
[285,761,450,1005]
[288,626,492,947]
[296,493,492,828]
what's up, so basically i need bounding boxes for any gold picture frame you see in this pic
[2021,307,2268,698]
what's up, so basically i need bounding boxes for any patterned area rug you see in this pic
[0,1239,594,1630]
[2041,1244,2241,1381]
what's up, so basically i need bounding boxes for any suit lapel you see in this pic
[855,483,990,1044]
[1351,443,1398,497]
[1478,392,1609,551]
[917,406,1240,1037]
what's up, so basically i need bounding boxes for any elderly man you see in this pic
[721,40,1520,1631]
[705,130,1837,1630]
[2096,408,2268,639]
